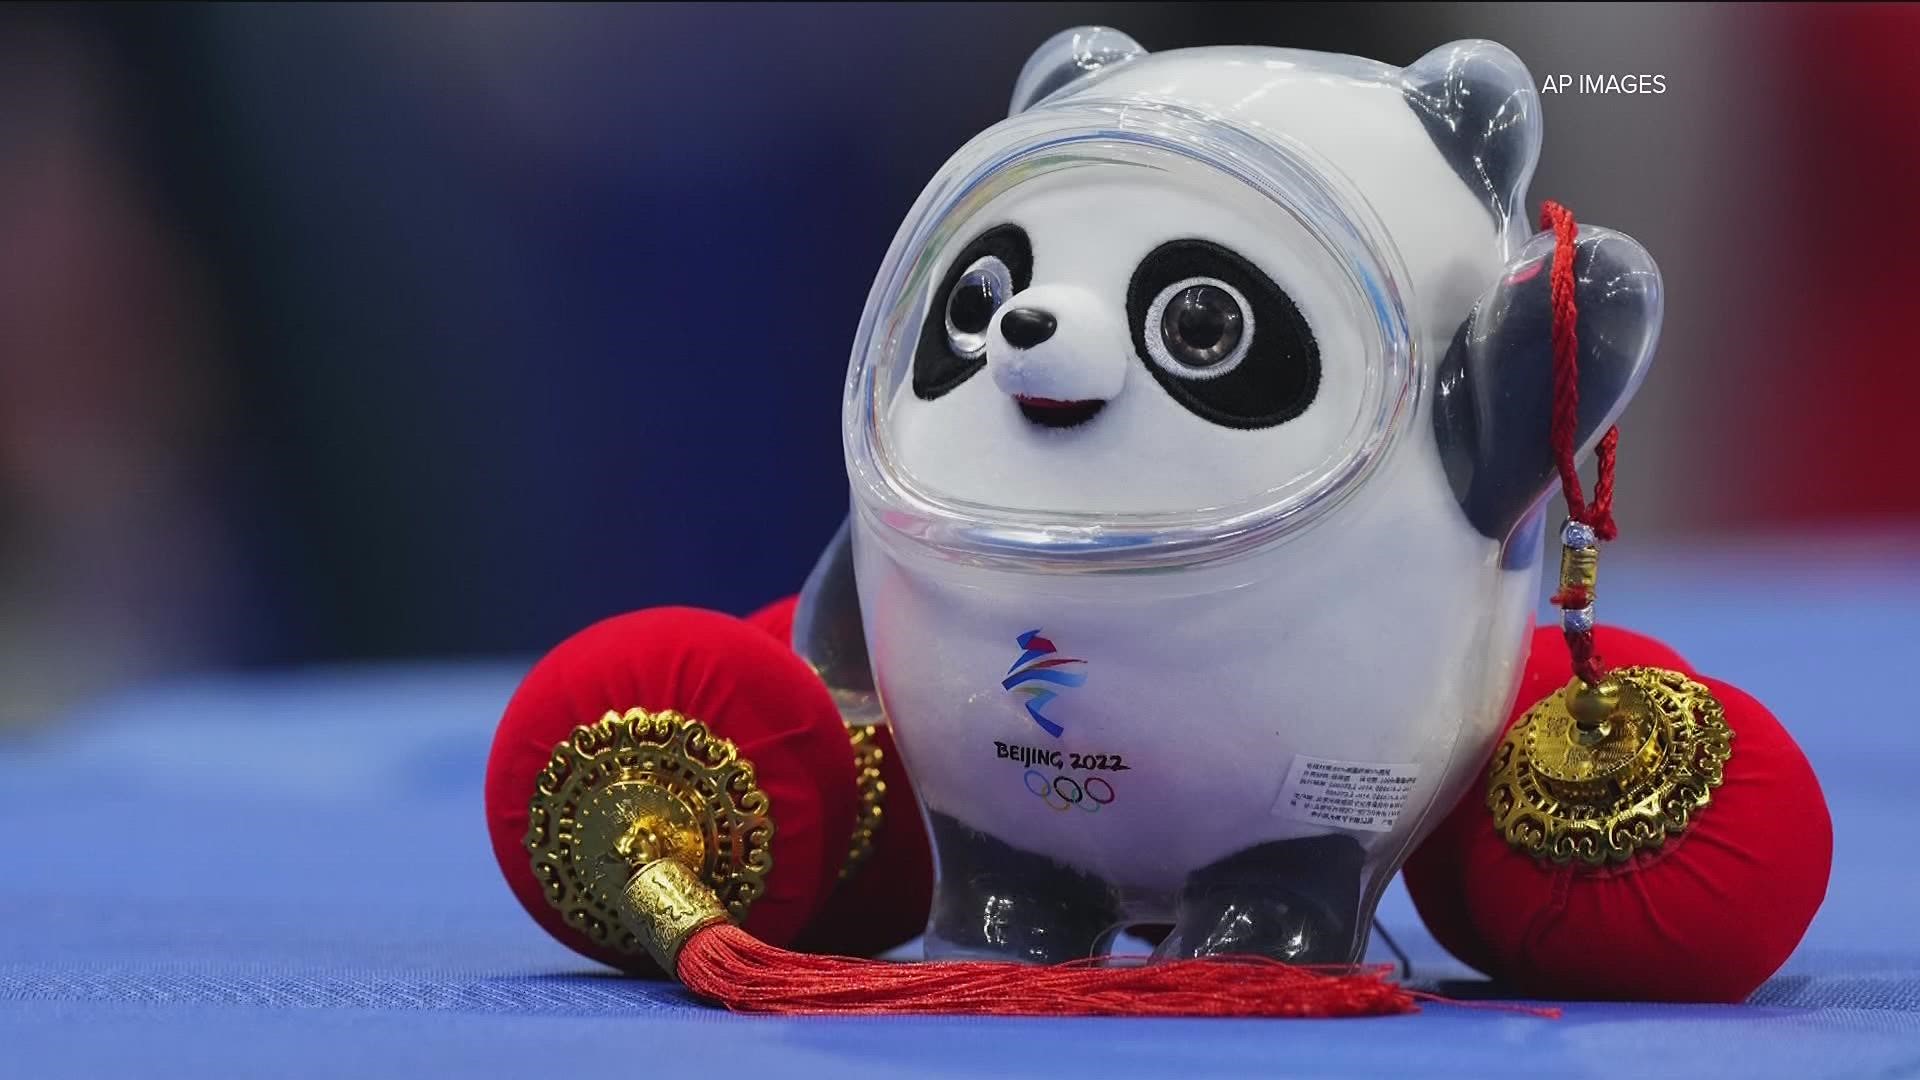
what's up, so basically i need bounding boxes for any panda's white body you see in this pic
[853,433,1534,897]
[819,33,1659,961]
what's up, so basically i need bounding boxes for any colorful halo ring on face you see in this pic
[844,98,1417,573]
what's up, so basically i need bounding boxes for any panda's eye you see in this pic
[1127,240,1319,429]
[1146,278,1251,378]
[913,224,1033,400]
[944,255,1013,360]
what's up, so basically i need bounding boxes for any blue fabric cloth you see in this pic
[3,543,1918,1077]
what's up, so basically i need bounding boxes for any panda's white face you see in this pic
[887,159,1372,515]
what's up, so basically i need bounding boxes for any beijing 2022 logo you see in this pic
[1002,629,1086,738]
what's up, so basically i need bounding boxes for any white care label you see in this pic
[1274,755,1420,833]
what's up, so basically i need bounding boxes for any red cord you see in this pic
[1541,201,1620,685]
[1543,201,1619,542]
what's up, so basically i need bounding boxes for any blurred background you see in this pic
[1,2,1915,726]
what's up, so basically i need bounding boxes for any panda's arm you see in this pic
[1432,225,1663,544]
[790,516,881,724]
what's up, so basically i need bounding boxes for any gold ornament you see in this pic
[1488,666,1734,865]
[839,723,888,881]
[1559,534,1599,597]
[525,708,773,967]
[624,859,731,971]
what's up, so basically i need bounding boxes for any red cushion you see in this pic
[790,719,936,958]
[745,594,935,957]
[484,606,856,974]
[1403,625,1689,979]
[1404,626,1832,1001]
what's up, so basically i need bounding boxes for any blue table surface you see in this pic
[4,537,1918,1078]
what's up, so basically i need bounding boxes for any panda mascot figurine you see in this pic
[790,28,1662,968]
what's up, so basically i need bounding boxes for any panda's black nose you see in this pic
[999,307,1057,349]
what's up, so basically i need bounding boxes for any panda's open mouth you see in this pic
[1015,396,1105,429]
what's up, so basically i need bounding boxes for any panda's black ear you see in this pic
[1433,226,1662,546]
[1402,40,1541,232]
[1008,26,1146,115]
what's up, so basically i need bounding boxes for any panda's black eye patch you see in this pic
[913,224,1033,400]
[1127,240,1319,429]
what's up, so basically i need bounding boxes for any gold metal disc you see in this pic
[1488,666,1734,865]
[524,708,773,958]
[838,723,888,881]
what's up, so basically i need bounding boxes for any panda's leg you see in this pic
[922,811,1120,964]
[1154,834,1368,964]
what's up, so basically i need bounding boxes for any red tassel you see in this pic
[678,924,1429,1018]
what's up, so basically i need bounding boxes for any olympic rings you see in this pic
[1022,770,1117,813]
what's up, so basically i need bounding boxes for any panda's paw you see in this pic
[922,812,1119,964]
[1156,834,1368,965]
